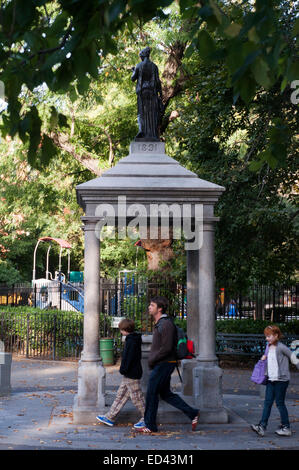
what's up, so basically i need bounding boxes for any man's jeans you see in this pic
[144,362,198,432]
[260,380,290,428]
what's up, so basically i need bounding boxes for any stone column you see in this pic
[181,250,199,396]
[73,218,106,424]
[192,220,228,423]
[186,250,199,353]
[140,334,153,393]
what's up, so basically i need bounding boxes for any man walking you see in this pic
[134,296,199,433]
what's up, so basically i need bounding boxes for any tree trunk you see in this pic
[140,227,174,271]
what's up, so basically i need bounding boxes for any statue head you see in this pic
[139,47,151,60]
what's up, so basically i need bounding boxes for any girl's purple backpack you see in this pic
[250,344,269,385]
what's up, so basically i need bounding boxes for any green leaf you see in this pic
[76,74,90,95]
[106,0,127,25]
[280,76,288,92]
[292,18,299,37]
[224,23,242,38]
[197,30,216,60]
[248,27,259,44]
[266,152,278,169]
[49,106,58,129]
[49,11,69,35]
[251,58,271,89]
[68,86,78,103]
[27,107,42,167]
[237,75,257,104]
[231,48,261,84]
[209,0,224,25]
[249,160,263,172]
[40,134,57,166]
[15,0,36,29]
[286,61,299,82]
[58,113,69,128]
[23,31,43,50]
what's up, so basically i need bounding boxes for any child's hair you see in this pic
[264,324,282,340]
[118,318,135,333]
[150,296,169,314]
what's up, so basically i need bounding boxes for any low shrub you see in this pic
[0,306,111,358]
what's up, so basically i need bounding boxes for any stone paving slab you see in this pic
[0,358,298,453]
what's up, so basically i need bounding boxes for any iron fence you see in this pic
[0,281,298,322]
[0,280,298,360]
[0,310,84,360]
[215,283,299,321]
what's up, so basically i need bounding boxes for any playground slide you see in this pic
[60,282,84,313]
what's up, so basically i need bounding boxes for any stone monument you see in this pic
[73,47,228,424]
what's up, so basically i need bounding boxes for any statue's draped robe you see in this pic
[132,58,162,140]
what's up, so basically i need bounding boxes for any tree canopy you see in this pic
[0,0,298,293]
[0,0,298,168]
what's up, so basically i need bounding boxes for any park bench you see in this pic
[216,333,299,357]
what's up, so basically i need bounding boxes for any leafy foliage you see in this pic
[0,1,298,293]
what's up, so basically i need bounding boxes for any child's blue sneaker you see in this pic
[133,418,145,429]
[96,415,114,426]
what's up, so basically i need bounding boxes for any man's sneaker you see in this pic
[275,425,292,436]
[192,413,199,431]
[133,418,146,429]
[96,415,114,426]
[251,424,265,437]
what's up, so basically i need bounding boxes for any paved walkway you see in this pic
[0,357,298,452]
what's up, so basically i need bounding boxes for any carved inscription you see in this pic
[138,143,157,152]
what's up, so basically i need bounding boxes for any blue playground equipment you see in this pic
[60,281,84,313]
[32,237,84,312]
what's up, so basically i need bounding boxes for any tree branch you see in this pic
[22,23,73,65]
[48,131,102,176]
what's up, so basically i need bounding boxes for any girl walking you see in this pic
[251,325,299,437]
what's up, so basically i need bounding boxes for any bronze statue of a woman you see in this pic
[131,47,163,141]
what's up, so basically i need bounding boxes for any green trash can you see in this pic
[100,338,114,366]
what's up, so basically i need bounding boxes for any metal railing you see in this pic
[1,281,297,322]
[0,310,84,360]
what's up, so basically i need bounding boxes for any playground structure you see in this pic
[32,237,84,312]
[31,239,141,316]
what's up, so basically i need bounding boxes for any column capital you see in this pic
[202,217,219,232]
[81,216,104,231]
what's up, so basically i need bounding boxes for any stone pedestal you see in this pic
[181,359,197,396]
[140,334,153,393]
[73,359,106,424]
[0,352,12,395]
[193,362,228,423]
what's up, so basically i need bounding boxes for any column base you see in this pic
[0,353,12,396]
[193,361,229,424]
[73,356,106,424]
[181,359,197,396]
[73,395,109,424]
